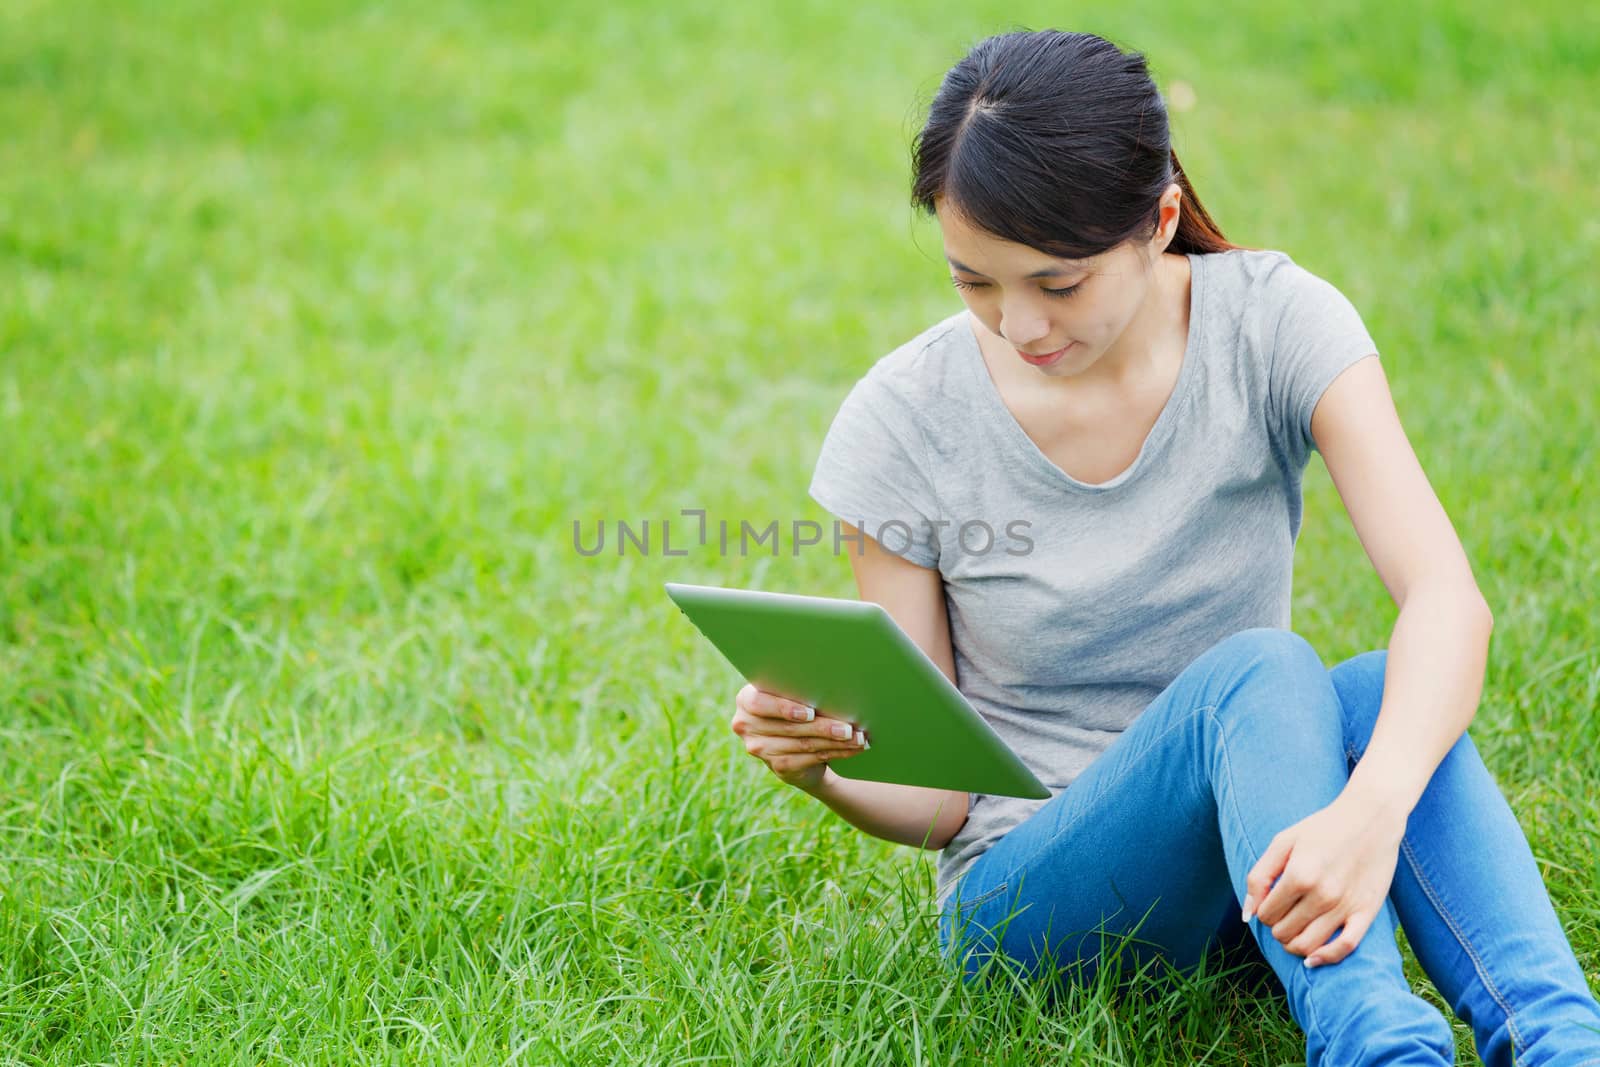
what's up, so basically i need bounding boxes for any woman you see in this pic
[728,28,1600,1066]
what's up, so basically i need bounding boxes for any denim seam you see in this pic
[1399,835,1527,1059]
[950,879,1010,914]
[1207,705,1331,1056]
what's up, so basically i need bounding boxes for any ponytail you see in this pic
[1166,148,1249,254]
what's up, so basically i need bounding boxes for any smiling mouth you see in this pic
[1018,342,1075,360]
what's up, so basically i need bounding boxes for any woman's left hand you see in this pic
[1240,789,1409,967]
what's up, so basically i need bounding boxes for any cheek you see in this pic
[1070,301,1116,339]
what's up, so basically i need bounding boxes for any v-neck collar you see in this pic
[957,251,1205,494]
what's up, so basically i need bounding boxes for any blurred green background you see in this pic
[1,0,1597,1062]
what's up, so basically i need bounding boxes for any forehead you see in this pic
[936,204,1094,275]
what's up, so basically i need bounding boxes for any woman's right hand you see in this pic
[731,682,869,793]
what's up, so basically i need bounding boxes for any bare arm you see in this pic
[797,523,970,851]
[800,772,970,850]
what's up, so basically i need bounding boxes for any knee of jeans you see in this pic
[1329,649,1387,751]
[1205,628,1333,729]
[1215,627,1323,679]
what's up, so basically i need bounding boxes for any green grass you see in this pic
[2,0,1598,1061]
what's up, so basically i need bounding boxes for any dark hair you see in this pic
[911,29,1248,261]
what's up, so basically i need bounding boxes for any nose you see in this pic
[999,300,1050,350]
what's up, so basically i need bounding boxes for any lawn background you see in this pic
[1,0,1597,1062]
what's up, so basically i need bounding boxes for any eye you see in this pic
[950,278,1083,299]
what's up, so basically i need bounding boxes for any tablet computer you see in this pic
[664,581,1050,799]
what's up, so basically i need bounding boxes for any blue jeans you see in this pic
[938,628,1600,1066]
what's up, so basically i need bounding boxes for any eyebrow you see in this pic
[946,255,1085,280]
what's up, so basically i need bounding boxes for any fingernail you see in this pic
[1304,957,1321,969]
[854,729,865,747]
[832,722,851,739]
[1241,896,1254,922]
[791,706,814,722]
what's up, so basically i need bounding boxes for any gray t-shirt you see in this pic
[806,248,1380,910]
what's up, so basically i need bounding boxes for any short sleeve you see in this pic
[1265,256,1381,471]
[807,371,942,568]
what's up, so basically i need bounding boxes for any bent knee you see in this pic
[1209,628,1334,717]
[1216,627,1322,671]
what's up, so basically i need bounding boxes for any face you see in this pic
[936,184,1182,379]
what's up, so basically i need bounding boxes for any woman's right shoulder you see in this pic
[851,310,973,412]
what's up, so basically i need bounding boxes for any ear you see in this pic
[1157,182,1182,247]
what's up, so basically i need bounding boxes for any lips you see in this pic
[1017,341,1075,366]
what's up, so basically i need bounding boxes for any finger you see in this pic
[747,715,858,741]
[1286,906,1345,958]
[740,688,818,724]
[736,713,826,739]
[1258,854,1324,927]
[739,715,867,752]
[814,716,863,745]
[760,736,865,757]
[1308,908,1378,967]
[1270,883,1334,948]
[1257,872,1309,929]
[1244,835,1292,920]
[766,747,862,772]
